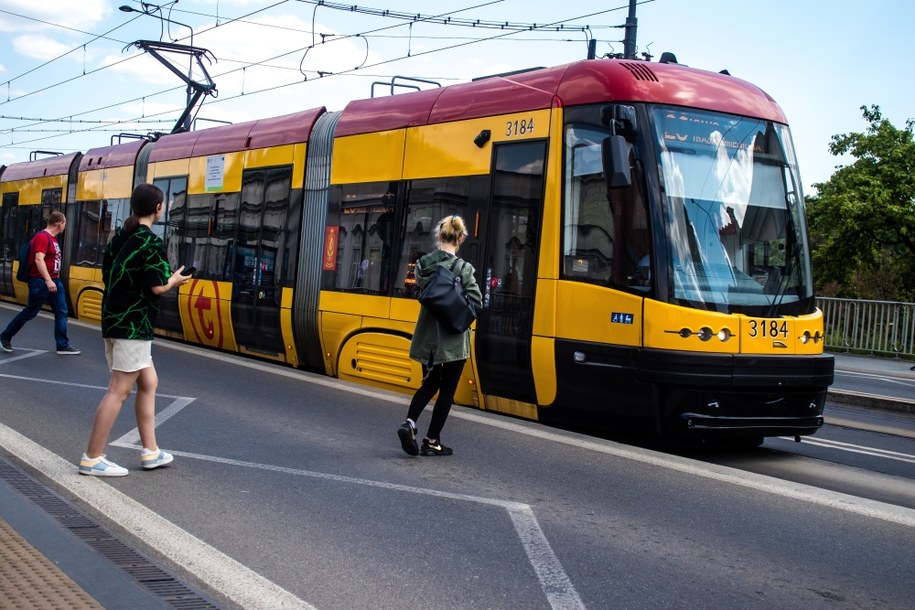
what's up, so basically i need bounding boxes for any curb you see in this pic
[827,390,914,417]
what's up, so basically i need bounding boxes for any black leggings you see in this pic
[406,359,464,440]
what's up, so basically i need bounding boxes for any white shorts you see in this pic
[104,338,153,372]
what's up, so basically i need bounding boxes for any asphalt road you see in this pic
[1,307,914,609]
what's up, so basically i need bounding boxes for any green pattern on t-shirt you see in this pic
[101,226,171,340]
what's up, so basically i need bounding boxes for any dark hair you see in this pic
[124,183,164,234]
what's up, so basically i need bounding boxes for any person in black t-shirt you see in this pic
[79,184,191,477]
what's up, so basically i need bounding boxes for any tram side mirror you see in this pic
[600,104,638,140]
[602,135,632,189]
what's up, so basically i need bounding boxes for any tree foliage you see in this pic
[807,105,915,301]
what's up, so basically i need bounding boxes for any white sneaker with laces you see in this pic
[141,448,174,470]
[79,454,128,477]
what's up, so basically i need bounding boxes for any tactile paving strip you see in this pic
[0,459,220,609]
[0,516,103,610]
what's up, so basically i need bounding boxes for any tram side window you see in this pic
[153,176,188,266]
[75,200,102,266]
[233,167,292,305]
[324,181,397,295]
[562,125,650,292]
[261,167,296,289]
[1,193,18,262]
[394,178,472,299]
[184,194,212,276]
[41,188,62,218]
[208,193,239,280]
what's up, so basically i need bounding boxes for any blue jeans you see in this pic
[0,278,70,349]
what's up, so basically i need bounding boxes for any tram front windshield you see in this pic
[653,107,813,315]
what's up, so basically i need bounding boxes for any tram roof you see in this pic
[148,107,326,163]
[79,140,147,171]
[0,152,81,183]
[335,58,786,137]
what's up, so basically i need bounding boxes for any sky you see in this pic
[1,0,913,196]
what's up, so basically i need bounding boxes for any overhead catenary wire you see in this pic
[0,1,652,153]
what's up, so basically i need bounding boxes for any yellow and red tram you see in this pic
[0,57,834,440]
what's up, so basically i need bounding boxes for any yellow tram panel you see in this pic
[791,309,826,355]
[184,153,243,195]
[530,335,557,407]
[537,105,564,281]
[278,287,299,369]
[68,265,104,322]
[337,331,419,393]
[643,299,740,354]
[2,175,67,204]
[244,143,303,170]
[319,310,362,377]
[77,165,134,200]
[320,290,391,319]
[554,282,642,346]
[389,297,421,326]
[145,159,190,183]
[402,109,551,180]
[331,130,405,184]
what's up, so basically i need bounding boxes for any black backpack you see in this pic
[15,235,34,282]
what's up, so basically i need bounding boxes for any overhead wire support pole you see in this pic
[124,40,217,134]
[623,0,638,59]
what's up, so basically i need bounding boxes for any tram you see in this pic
[0,56,834,440]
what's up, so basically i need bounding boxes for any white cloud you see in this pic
[0,0,110,31]
[12,34,74,61]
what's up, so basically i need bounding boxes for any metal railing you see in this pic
[817,297,915,358]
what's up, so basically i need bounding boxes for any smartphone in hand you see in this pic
[180,266,197,277]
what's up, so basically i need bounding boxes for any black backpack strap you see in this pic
[450,257,467,285]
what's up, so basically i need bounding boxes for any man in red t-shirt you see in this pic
[1,211,80,354]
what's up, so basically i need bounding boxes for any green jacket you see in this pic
[409,249,483,367]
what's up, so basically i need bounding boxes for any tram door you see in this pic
[475,141,546,404]
[230,167,292,356]
[0,194,18,297]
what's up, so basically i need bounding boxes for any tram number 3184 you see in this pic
[748,319,789,339]
[506,118,535,137]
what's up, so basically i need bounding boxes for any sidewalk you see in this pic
[0,457,217,609]
[829,352,915,415]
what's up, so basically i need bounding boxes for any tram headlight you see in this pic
[717,328,732,342]
[697,327,713,341]
[801,330,812,344]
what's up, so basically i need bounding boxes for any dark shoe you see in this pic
[0,337,11,353]
[397,421,419,456]
[420,438,453,456]
[56,345,81,355]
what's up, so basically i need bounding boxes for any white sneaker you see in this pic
[141,448,174,470]
[79,454,128,477]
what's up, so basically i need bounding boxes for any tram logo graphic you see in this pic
[186,280,225,348]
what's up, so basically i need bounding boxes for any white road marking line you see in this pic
[508,507,587,610]
[112,397,196,447]
[836,370,915,387]
[111,446,587,610]
[0,372,184,398]
[781,436,915,465]
[0,349,47,364]
[5,366,584,610]
[0,422,315,610]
